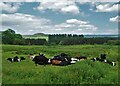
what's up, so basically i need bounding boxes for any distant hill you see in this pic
[23,33,47,37]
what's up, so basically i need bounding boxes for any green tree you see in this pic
[2,29,23,44]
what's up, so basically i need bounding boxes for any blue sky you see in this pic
[0,1,119,35]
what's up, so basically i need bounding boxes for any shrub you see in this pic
[107,40,120,45]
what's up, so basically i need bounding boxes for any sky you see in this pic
[0,1,120,35]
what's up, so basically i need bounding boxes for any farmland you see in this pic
[23,35,48,41]
[2,44,119,84]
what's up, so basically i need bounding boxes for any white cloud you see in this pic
[54,19,98,33]
[0,2,22,13]
[95,3,119,12]
[54,28,62,31]
[34,0,80,14]
[110,16,120,22]
[1,13,117,35]
[66,19,88,24]
[1,13,50,25]
[61,5,80,14]
[1,13,52,34]
[1,13,98,35]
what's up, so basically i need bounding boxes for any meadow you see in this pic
[2,44,119,84]
[23,35,48,41]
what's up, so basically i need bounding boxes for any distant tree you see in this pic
[2,29,23,44]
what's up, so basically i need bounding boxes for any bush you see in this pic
[107,40,120,45]
[59,38,118,45]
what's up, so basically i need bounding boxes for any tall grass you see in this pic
[2,45,118,84]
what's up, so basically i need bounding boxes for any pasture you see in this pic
[23,35,48,41]
[2,45,119,84]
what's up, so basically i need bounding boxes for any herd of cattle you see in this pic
[7,53,116,66]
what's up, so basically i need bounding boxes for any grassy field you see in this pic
[2,44,119,84]
[22,35,48,41]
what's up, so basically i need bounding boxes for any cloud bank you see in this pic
[0,2,22,13]
[1,13,98,35]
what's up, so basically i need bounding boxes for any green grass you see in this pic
[23,35,48,41]
[2,44,119,84]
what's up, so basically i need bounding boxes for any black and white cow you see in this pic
[106,61,116,66]
[91,54,107,62]
[90,57,100,62]
[75,56,87,60]
[7,56,21,62]
[90,54,116,66]
[70,58,80,64]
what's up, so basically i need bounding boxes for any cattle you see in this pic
[7,58,14,62]
[51,53,76,66]
[20,57,26,60]
[100,53,106,60]
[90,57,100,62]
[90,55,116,66]
[91,53,107,62]
[39,53,45,57]
[51,60,70,66]
[7,56,21,62]
[51,53,71,62]
[101,59,116,66]
[71,58,79,61]
[32,54,50,66]
[59,61,70,66]
[50,53,70,66]
[51,60,62,65]
[107,61,116,66]
[70,58,79,64]
[76,56,87,60]
[28,54,35,59]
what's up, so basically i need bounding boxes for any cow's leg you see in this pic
[35,63,37,66]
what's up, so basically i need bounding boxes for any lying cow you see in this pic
[90,57,100,62]
[20,57,26,60]
[52,53,71,61]
[70,58,79,64]
[100,59,116,66]
[32,53,50,66]
[51,53,77,66]
[7,56,25,62]
[28,54,35,59]
[91,53,107,62]
[106,61,116,66]
[75,56,87,60]
[39,53,45,57]
[90,55,116,66]
[51,60,62,65]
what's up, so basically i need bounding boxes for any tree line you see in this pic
[58,38,119,45]
[1,29,119,45]
[48,34,84,44]
[48,34,119,45]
